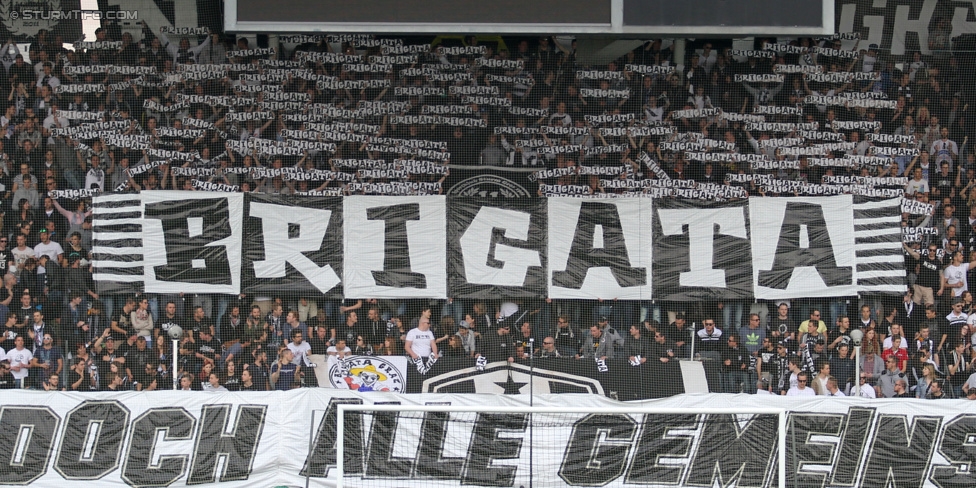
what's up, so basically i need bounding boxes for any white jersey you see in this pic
[944,263,970,297]
[786,386,816,397]
[7,347,32,380]
[287,341,312,366]
[406,328,436,357]
[930,139,958,166]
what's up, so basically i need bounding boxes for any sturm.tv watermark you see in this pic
[11,9,139,21]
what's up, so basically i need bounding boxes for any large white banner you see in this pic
[750,196,858,299]
[343,195,448,298]
[547,197,654,299]
[0,390,972,488]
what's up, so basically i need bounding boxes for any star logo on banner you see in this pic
[495,370,527,394]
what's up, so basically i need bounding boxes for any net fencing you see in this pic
[334,405,787,488]
[0,0,971,404]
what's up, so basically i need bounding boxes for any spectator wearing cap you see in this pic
[595,315,624,348]
[33,226,62,263]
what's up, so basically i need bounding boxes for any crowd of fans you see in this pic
[0,22,973,396]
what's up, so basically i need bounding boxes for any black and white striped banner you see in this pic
[852,197,905,294]
[93,192,244,294]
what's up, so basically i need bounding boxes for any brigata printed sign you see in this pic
[92,192,905,300]
[0,391,974,488]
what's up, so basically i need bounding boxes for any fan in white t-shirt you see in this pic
[944,250,976,297]
[786,372,816,396]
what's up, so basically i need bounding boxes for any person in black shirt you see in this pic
[649,330,676,363]
[553,315,580,358]
[157,301,182,345]
[239,368,260,391]
[93,330,124,390]
[829,343,856,392]
[110,297,136,340]
[478,324,513,363]
[1,314,19,352]
[219,305,245,346]
[192,329,220,373]
[124,336,151,384]
[222,361,242,392]
[352,334,374,356]
[135,362,158,391]
[893,378,913,397]
[904,242,943,307]
[16,292,34,331]
[308,326,331,355]
[363,307,386,349]
[623,324,650,364]
[722,335,751,393]
[0,237,11,282]
[188,306,214,344]
[66,357,93,391]
[0,360,15,388]
[247,349,270,391]
[662,313,692,357]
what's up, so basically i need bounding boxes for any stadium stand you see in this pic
[0,6,972,405]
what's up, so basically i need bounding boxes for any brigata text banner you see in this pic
[91,192,904,299]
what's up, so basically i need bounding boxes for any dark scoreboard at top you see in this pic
[227,0,832,36]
